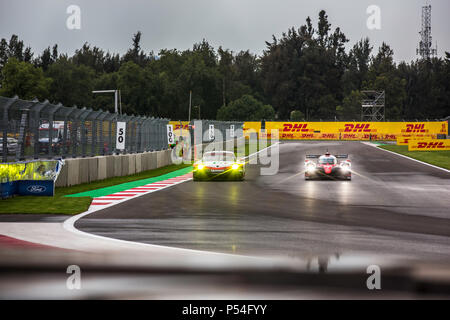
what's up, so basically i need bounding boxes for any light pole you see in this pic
[188,90,192,122]
[92,89,121,114]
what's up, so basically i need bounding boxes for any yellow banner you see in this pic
[408,139,450,151]
[168,121,190,139]
[245,121,447,140]
[397,134,437,145]
[243,122,261,138]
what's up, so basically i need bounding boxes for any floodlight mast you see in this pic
[92,90,120,114]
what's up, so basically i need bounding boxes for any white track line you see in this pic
[79,174,193,212]
[361,141,450,173]
[242,142,280,160]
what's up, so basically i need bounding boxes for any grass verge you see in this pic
[0,141,272,215]
[378,145,450,170]
[0,163,192,215]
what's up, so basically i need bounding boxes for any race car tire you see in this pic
[193,172,201,181]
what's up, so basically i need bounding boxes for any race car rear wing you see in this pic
[306,154,348,159]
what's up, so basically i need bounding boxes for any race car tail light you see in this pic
[340,160,351,167]
[340,160,351,172]
[305,161,316,173]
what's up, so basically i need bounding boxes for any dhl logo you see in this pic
[174,124,189,130]
[260,132,273,138]
[280,133,314,139]
[321,134,336,139]
[417,141,445,149]
[405,124,426,133]
[344,124,372,132]
[283,123,309,132]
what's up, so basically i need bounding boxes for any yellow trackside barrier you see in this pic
[243,122,262,138]
[243,121,448,141]
[316,133,340,140]
[397,134,437,145]
[408,139,450,151]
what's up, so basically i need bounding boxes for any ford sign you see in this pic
[27,185,47,193]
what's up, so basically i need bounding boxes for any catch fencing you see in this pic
[1,95,244,163]
[0,96,170,163]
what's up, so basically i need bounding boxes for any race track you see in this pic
[76,141,450,261]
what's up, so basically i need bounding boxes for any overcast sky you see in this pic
[0,0,449,63]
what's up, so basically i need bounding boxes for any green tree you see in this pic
[261,10,348,120]
[290,110,305,121]
[72,43,106,74]
[341,38,372,95]
[0,58,50,100]
[117,61,146,115]
[35,44,58,71]
[46,56,95,106]
[217,94,275,121]
[122,31,148,67]
[92,72,120,112]
[364,43,406,120]
[0,35,34,76]
[336,90,363,120]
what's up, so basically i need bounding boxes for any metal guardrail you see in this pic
[0,96,170,163]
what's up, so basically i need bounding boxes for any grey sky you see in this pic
[0,0,449,62]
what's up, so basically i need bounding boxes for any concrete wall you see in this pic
[55,149,174,188]
[55,138,239,188]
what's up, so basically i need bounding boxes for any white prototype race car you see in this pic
[304,151,352,180]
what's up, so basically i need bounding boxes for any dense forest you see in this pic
[0,10,449,121]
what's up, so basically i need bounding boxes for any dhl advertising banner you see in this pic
[408,139,450,151]
[243,121,447,141]
[168,121,190,139]
[243,121,261,138]
[396,134,437,145]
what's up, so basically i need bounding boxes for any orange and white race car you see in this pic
[193,151,245,181]
[304,151,351,180]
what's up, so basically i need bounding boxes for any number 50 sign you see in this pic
[116,122,126,150]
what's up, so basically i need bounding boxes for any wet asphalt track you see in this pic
[77,141,450,261]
